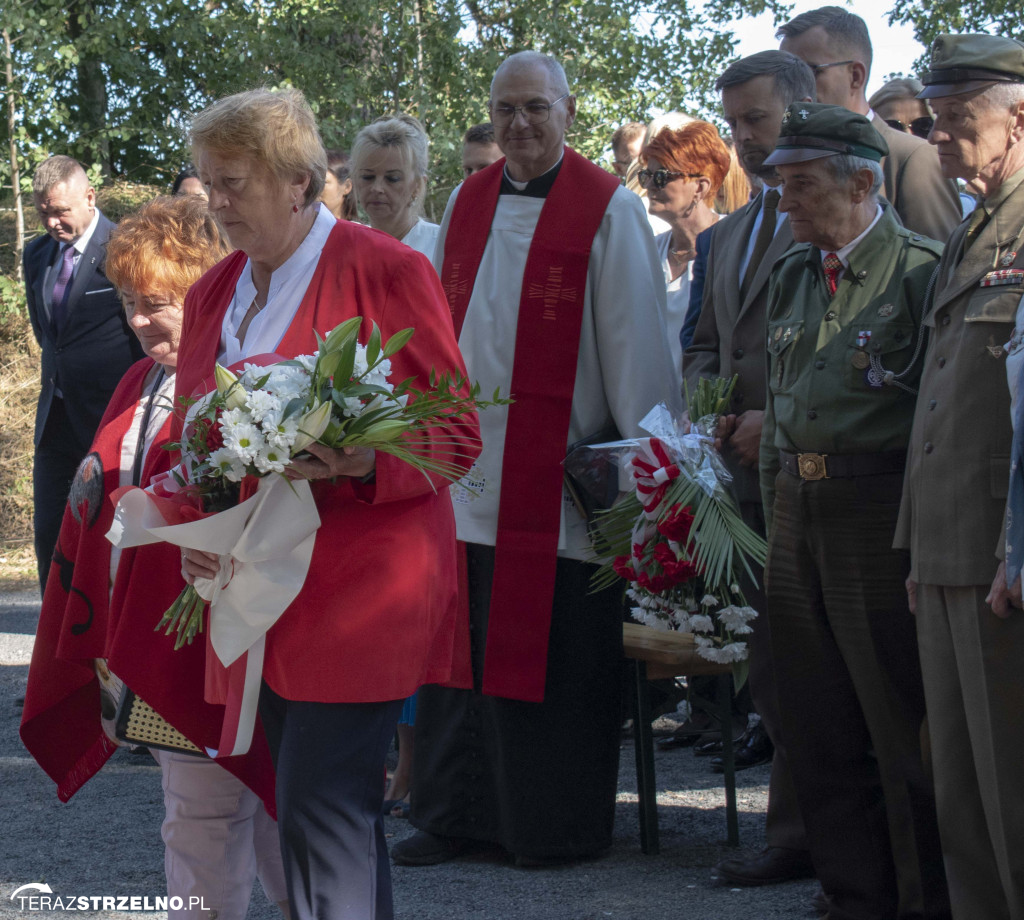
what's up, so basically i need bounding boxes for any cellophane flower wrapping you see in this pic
[580,379,767,687]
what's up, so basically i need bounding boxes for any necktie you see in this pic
[959,204,989,263]
[823,251,843,297]
[740,188,781,298]
[50,244,76,333]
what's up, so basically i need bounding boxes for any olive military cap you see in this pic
[764,102,889,166]
[918,33,1024,99]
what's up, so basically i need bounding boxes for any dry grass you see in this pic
[0,311,39,584]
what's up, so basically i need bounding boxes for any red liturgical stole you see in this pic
[440,148,620,701]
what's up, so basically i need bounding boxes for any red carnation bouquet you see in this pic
[575,378,767,685]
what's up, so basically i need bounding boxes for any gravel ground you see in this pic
[0,588,819,919]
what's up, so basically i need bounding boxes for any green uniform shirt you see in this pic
[759,206,944,523]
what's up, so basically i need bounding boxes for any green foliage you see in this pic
[2,0,789,211]
[889,0,1022,69]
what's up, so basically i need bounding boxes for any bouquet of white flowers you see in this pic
[148,316,507,649]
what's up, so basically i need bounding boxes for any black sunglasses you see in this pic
[885,116,934,140]
[637,168,703,190]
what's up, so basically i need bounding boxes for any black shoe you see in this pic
[713,846,816,886]
[711,720,773,772]
[391,831,471,866]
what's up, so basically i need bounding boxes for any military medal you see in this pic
[1001,251,1017,267]
[856,330,872,347]
[852,352,870,369]
[980,269,1024,287]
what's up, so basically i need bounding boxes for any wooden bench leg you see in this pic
[632,659,659,854]
[717,672,739,846]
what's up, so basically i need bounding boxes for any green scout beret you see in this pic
[764,102,889,166]
[919,33,1024,99]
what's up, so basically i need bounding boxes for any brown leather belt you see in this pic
[779,449,907,481]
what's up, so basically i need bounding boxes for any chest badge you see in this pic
[878,303,894,317]
[988,344,1006,358]
[1001,251,1018,267]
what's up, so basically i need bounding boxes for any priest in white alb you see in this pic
[391,50,681,868]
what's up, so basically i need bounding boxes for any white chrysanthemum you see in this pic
[718,605,758,631]
[701,594,720,608]
[697,642,748,663]
[265,367,310,402]
[260,406,300,451]
[352,346,369,379]
[689,614,715,633]
[294,354,318,374]
[253,445,289,475]
[341,396,364,418]
[694,635,714,649]
[223,421,266,462]
[640,609,671,630]
[244,389,283,423]
[208,448,247,482]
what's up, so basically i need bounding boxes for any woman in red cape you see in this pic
[179,89,480,920]
[20,196,290,920]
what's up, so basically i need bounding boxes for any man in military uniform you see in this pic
[759,104,949,920]
[896,34,1024,920]
[684,50,817,889]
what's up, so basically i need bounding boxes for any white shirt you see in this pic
[219,204,337,365]
[435,183,680,560]
[655,230,693,380]
[400,219,440,261]
[822,204,884,267]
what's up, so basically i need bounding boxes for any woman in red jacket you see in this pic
[178,88,479,920]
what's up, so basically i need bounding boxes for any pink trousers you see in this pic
[152,750,287,920]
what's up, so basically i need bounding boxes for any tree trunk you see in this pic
[67,1,111,175]
[2,28,25,283]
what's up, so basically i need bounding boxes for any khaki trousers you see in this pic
[916,583,1024,920]
[766,471,948,920]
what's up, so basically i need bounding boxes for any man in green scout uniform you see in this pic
[896,33,1024,920]
[758,103,950,920]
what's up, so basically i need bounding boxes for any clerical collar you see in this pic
[500,156,564,198]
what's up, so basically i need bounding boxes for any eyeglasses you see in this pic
[637,168,703,190]
[810,60,855,76]
[490,93,570,126]
[885,116,935,140]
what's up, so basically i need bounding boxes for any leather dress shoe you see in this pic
[391,831,471,866]
[713,846,816,886]
[711,719,773,772]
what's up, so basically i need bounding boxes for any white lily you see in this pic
[214,364,247,410]
[291,400,333,453]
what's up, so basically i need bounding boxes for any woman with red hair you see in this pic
[639,121,731,377]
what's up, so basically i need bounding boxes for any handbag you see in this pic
[114,686,205,757]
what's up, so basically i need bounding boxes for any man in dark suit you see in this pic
[683,50,817,890]
[24,155,143,592]
[776,5,962,242]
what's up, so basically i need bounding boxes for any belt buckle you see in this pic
[797,453,829,480]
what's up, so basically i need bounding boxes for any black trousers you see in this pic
[259,684,404,920]
[412,543,623,859]
[33,397,85,594]
[766,470,949,920]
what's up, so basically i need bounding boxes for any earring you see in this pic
[292,203,299,213]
